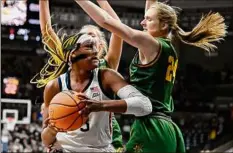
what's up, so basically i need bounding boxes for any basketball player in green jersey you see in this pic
[75,0,227,152]
[30,0,124,150]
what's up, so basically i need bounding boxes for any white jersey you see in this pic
[56,68,114,152]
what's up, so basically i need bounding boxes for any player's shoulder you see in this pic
[45,78,60,92]
[44,78,60,106]
[99,68,125,81]
[156,38,173,51]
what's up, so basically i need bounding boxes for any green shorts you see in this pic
[112,115,123,149]
[126,116,185,153]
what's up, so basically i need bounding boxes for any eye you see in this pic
[83,46,93,52]
[88,32,96,37]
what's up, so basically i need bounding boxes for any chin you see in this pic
[89,64,98,70]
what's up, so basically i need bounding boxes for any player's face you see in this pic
[70,34,99,70]
[79,27,102,52]
[140,8,164,37]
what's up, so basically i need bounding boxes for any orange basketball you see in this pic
[48,90,88,131]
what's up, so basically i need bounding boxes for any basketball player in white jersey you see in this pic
[41,33,152,152]
[33,0,124,151]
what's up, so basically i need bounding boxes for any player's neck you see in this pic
[70,68,93,83]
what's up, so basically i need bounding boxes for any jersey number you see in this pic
[80,119,89,132]
[165,56,178,82]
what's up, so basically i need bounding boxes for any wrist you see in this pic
[101,102,107,111]
[45,126,58,136]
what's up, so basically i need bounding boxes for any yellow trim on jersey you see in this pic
[116,147,125,153]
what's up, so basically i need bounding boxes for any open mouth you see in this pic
[83,42,95,48]
[91,56,98,60]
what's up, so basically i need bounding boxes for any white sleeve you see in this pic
[117,85,152,116]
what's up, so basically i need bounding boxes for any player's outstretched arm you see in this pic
[41,79,60,147]
[78,69,152,117]
[97,0,123,70]
[75,0,160,60]
[39,0,62,51]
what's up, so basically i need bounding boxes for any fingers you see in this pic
[48,122,66,133]
[79,100,102,116]
[79,101,92,117]
[78,95,88,101]
[80,99,99,104]
[42,118,50,129]
[79,107,91,117]
[43,118,66,132]
[44,118,50,124]
[74,92,89,100]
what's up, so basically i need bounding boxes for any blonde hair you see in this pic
[30,24,82,88]
[80,25,108,58]
[151,2,227,52]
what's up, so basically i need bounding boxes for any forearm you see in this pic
[76,1,109,26]
[97,0,120,21]
[75,0,143,49]
[102,100,127,113]
[41,127,57,147]
[39,1,61,52]
[105,35,123,70]
[39,0,52,32]
[97,1,123,70]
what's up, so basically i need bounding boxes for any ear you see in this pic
[160,22,169,31]
[68,50,75,65]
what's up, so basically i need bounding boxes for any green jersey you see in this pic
[126,38,185,153]
[129,38,178,114]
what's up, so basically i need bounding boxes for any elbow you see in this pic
[141,97,153,116]
[41,129,56,148]
[124,96,152,117]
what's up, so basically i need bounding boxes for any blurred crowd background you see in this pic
[1,0,233,152]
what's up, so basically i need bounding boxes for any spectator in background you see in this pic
[1,126,11,153]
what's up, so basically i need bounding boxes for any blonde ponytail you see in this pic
[174,12,227,52]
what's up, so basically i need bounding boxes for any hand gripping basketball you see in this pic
[75,92,104,117]
[48,90,88,131]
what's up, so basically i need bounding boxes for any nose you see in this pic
[140,19,146,27]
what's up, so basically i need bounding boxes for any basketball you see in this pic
[48,90,88,131]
